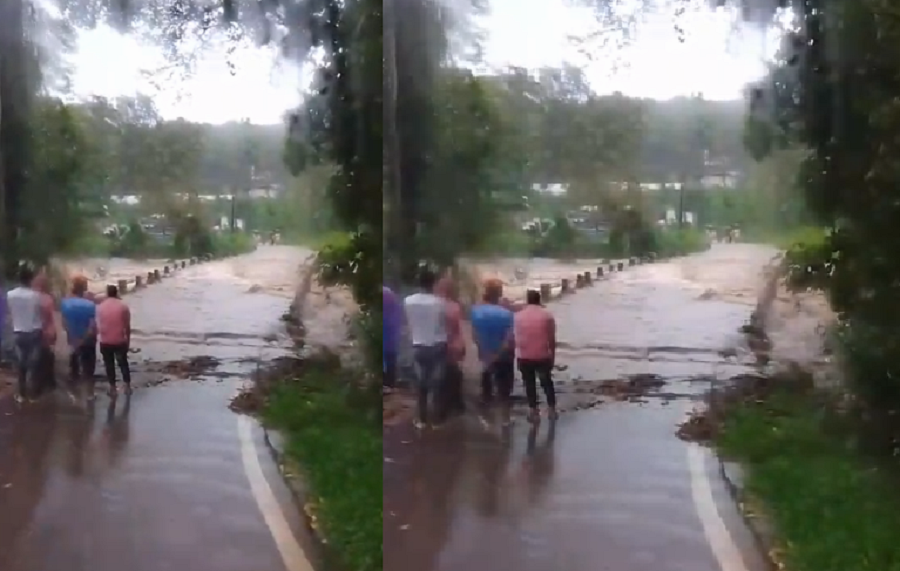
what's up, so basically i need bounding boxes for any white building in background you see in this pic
[531,182,569,195]
[218,216,245,231]
[700,170,742,189]
[110,194,141,205]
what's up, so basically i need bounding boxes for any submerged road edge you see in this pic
[238,414,315,571]
[687,444,751,571]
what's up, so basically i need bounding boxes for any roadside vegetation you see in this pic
[262,358,381,571]
[715,382,900,571]
[696,1,900,567]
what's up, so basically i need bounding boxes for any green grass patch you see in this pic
[750,225,828,251]
[211,231,257,257]
[262,367,382,571]
[717,389,900,571]
[654,227,710,257]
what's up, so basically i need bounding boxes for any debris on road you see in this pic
[676,368,815,443]
[159,356,221,379]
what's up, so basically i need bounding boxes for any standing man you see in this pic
[403,268,448,429]
[61,275,98,400]
[96,284,132,397]
[436,275,466,416]
[32,269,58,395]
[6,266,43,403]
[514,289,558,423]
[382,285,402,391]
[471,279,515,423]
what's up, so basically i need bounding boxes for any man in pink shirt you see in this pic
[96,284,132,396]
[514,289,558,422]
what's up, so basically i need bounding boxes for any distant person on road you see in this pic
[514,289,558,423]
[96,284,132,397]
[403,268,448,429]
[382,285,403,390]
[32,269,58,395]
[471,278,515,423]
[436,275,466,416]
[6,266,44,403]
[61,275,98,400]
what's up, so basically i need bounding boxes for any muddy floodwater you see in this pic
[0,245,325,571]
[385,244,784,571]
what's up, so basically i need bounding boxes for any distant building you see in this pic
[110,194,141,205]
[531,183,569,195]
[247,187,280,199]
[700,170,741,189]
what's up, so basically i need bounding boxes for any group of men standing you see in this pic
[383,268,558,429]
[3,265,133,403]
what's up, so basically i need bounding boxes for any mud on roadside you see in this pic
[230,256,362,414]
[676,255,837,442]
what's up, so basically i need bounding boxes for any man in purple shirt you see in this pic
[382,286,403,389]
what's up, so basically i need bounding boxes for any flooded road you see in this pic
[0,246,320,571]
[384,244,778,571]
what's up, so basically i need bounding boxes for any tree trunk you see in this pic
[0,0,31,272]
[383,0,403,288]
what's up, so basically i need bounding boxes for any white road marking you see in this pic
[238,414,315,571]
[687,443,750,571]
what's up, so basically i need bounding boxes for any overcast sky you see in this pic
[66,0,779,124]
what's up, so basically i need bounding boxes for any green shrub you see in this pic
[68,232,111,257]
[211,231,257,257]
[653,227,710,257]
[352,308,382,379]
[315,231,358,287]
[771,225,829,251]
[107,221,171,259]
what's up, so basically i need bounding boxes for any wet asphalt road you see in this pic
[384,244,777,571]
[0,246,316,571]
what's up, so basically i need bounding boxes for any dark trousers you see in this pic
[412,343,447,424]
[13,331,41,398]
[383,350,397,388]
[445,362,465,414]
[100,343,131,386]
[481,354,515,404]
[38,345,56,393]
[518,358,556,409]
[69,339,97,380]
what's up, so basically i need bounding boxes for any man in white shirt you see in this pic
[6,265,43,403]
[403,268,449,428]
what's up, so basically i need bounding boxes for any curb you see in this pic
[262,426,310,499]
[261,425,332,557]
[717,459,779,570]
[714,256,786,571]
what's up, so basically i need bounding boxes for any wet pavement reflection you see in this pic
[385,245,776,571]
[0,246,313,571]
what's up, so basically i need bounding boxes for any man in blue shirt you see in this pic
[470,279,515,421]
[60,275,98,399]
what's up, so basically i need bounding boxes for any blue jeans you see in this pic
[13,330,42,398]
[412,343,448,424]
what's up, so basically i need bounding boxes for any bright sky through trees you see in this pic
[65,0,782,123]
